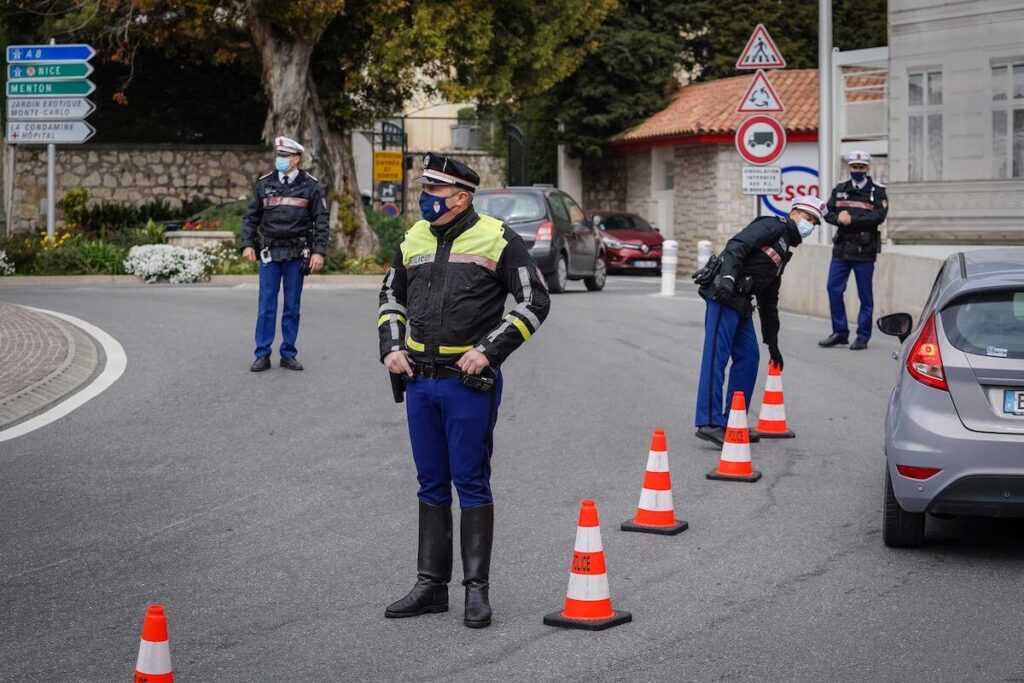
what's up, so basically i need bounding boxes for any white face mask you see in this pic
[797,219,816,239]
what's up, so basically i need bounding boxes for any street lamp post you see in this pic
[818,0,832,245]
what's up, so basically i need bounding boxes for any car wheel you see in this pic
[546,253,568,294]
[883,467,925,548]
[584,255,606,291]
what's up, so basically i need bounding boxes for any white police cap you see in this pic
[275,136,304,156]
[792,195,827,223]
[845,150,872,165]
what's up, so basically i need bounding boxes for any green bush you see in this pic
[107,219,167,249]
[33,234,127,275]
[366,209,412,262]
[0,236,39,274]
[56,188,89,231]
[192,200,247,233]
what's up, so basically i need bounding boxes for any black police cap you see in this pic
[415,153,480,192]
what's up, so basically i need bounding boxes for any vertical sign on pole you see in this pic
[5,41,97,237]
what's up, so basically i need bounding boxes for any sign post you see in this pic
[735,25,787,217]
[5,41,96,237]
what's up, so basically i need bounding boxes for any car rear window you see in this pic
[940,289,1024,359]
[596,214,633,230]
[475,192,545,222]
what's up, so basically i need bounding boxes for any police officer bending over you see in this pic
[240,136,330,372]
[818,151,888,351]
[379,153,550,629]
[693,196,827,446]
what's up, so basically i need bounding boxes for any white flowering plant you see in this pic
[0,249,15,276]
[123,244,215,284]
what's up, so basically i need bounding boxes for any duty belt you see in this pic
[413,362,462,380]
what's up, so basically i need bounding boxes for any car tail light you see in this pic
[906,312,947,391]
[535,221,553,242]
[896,465,942,480]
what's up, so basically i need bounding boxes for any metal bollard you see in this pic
[660,240,678,297]
[696,240,712,269]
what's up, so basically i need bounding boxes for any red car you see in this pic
[586,211,664,273]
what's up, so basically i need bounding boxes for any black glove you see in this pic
[768,344,783,372]
[713,275,735,300]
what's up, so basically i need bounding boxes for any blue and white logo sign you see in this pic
[761,165,820,217]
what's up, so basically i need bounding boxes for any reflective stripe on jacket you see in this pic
[378,207,550,365]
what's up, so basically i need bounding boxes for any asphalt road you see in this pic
[2,276,1023,682]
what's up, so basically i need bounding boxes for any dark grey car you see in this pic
[877,248,1024,547]
[474,187,606,293]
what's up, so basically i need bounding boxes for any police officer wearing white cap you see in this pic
[240,136,330,372]
[691,196,826,446]
[819,151,889,351]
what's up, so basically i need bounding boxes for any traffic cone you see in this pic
[755,361,795,438]
[706,391,762,482]
[621,429,688,535]
[544,499,632,631]
[134,605,173,683]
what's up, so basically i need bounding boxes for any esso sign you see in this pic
[761,165,819,217]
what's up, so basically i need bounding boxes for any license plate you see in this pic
[633,260,658,268]
[1003,389,1024,415]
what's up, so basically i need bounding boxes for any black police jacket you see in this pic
[240,169,331,261]
[698,215,803,349]
[825,177,888,263]
[378,206,551,366]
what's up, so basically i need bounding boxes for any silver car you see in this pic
[877,249,1024,547]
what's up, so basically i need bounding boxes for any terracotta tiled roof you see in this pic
[611,69,821,145]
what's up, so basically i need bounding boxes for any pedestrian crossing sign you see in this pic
[736,24,786,70]
[736,70,786,113]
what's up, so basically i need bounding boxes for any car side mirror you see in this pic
[877,313,913,342]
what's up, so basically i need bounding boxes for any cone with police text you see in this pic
[621,429,688,535]
[544,499,632,631]
[755,361,795,438]
[707,392,762,482]
[134,605,173,683]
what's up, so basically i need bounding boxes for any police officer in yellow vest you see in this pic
[378,153,550,628]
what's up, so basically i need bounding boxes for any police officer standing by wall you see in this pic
[240,136,330,372]
[693,196,827,446]
[379,153,550,629]
[818,151,889,351]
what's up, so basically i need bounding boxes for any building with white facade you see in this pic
[883,0,1024,242]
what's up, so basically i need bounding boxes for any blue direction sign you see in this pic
[6,44,96,64]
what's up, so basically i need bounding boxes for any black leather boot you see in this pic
[460,503,494,628]
[385,501,452,618]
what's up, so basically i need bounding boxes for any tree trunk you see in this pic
[247,7,377,259]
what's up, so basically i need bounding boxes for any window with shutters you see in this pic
[908,70,943,181]
[991,62,1024,179]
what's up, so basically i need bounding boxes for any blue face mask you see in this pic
[798,218,816,239]
[419,190,454,222]
[275,157,291,173]
[850,171,866,183]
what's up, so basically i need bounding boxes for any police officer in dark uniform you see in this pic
[693,196,827,446]
[240,136,330,372]
[818,151,889,351]
[379,153,550,629]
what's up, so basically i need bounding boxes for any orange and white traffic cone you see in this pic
[706,391,762,482]
[755,360,795,438]
[133,605,173,683]
[544,499,632,631]
[621,429,688,535]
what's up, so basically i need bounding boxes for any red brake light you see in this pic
[896,465,942,480]
[906,312,947,391]
[535,221,553,242]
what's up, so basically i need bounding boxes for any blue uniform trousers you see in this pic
[255,257,304,359]
[695,299,760,428]
[827,257,874,342]
[406,372,503,509]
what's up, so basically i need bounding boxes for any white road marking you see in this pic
[0,306,127,444]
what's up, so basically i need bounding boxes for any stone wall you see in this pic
[581,155,626,210]
[5,144,270,235]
